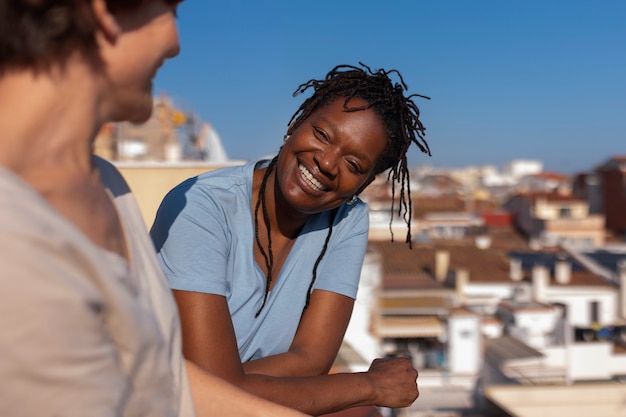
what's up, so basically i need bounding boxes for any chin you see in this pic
[128,107,153,124]
[110,87,154,121]
[112,99,153,124]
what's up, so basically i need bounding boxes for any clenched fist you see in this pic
[365,356,419,408]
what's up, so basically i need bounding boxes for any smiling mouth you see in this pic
[299,164,327,192]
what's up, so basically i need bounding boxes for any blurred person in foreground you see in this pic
[0,1,309,417]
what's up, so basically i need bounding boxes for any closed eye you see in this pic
[314,127,330,143]
[346,159,365,174]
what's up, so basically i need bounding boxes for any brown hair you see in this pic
[0,0,182,73]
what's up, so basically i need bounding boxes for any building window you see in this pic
[460,330,473,338]
[590,301,599,324]
[559,207,572,218]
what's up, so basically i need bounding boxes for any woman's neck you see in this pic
[254,163,310,240]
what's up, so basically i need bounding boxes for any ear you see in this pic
[286,122,296,136]
[91,0,121,42]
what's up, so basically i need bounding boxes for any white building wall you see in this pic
[512,310,560,349]
[609,352,626,375]
[343,250,382,366]
[515,310,559,335]
[447,315,481,375]
[541,346,567,368]
[367,209,411,241]
[504,159,543,178]
[544,290,616,327]
[567,343,613,381]
[463,283,517,299]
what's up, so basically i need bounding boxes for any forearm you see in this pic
[243,350,330,377]
[185,360,309,417]
[233,370,376,415]
[237,356,419,415]
[243,291,353,378]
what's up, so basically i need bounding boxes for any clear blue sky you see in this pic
[154,0,626,174]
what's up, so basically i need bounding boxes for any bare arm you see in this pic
[185,360,309,417]
[243,290,353,377]
[174,290,419,415]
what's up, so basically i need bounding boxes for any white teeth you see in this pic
[299,164,326,191]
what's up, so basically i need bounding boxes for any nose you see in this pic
[167,24,182,59]
[168,38,181,59]
[314,148,339,178]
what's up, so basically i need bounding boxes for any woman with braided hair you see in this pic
[151,63,431,415]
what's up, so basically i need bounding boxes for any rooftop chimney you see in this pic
[532,264,549,302]
[455,268,469,301]
[435,250,450,282]
[475,235,492,249]
[554,256,572,285]
[509,257,523,281]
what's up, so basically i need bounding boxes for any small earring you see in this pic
[347,195,358,205]
[283,134,290,142]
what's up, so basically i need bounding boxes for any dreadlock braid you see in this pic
[286,62,430,248]
[254,157,277,317]
[303,207,338,313]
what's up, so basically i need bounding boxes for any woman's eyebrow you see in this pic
[317,117,375,165]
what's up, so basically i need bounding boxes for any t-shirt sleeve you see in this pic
[313,202,370,299]
[151,181,231,296]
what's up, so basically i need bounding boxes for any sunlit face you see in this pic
[276,96,387,214]
[101,1,181,123]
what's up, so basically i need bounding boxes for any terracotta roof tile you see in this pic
[369,231,609,288]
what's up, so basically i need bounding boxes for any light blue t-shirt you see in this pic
[151,160,369,362]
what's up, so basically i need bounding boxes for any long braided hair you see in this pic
[254,63,430,316]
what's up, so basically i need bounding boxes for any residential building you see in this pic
[597,156,626,238]
[572,171,603,214]
[504,192,605,248]
[514,171,571,195]
[341,228,626,416]
[341,227,530,416]
[480,247,626,416]
[503,159,543,179]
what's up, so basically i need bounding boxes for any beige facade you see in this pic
[505,192,606,247]
[115,161,244,227]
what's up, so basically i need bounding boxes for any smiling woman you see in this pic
[150,63,431,416]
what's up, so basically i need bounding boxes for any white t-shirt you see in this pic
[0,157,195,417]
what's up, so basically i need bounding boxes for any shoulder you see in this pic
[0,165,117,286]
[336,198,369,226]
[0,166,66,236]
[168,161,254,202]
[152,161,257,236]
[94,156,131,197]
[303,199,369,245]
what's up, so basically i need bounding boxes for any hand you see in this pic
[365,357,419,408]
